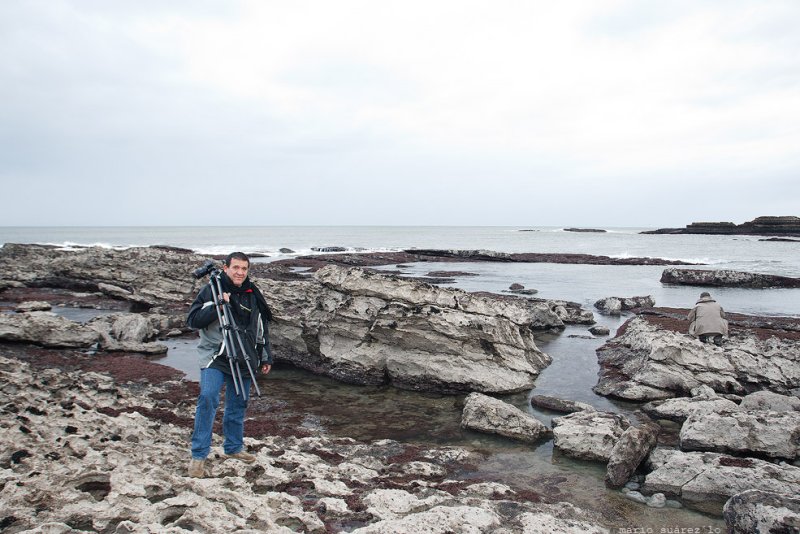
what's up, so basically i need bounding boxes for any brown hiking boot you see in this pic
[188,458,207,478]
[225,450,256,463]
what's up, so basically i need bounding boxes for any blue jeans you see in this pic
[190,367,250,460]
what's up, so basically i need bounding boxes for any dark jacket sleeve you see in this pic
[187,285,219,329]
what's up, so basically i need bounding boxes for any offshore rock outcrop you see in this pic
[661,267,800,288]
[642,215,800,237]
[0,355,610,533]
[258,266,565,394]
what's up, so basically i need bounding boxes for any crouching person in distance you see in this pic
[687,291,728,347]
[186,252,272,478]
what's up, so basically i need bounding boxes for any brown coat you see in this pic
[687,297,728,337]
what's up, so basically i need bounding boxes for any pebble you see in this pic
[647,493,666,508]
[624,481,641,491]
[665,499,683,509]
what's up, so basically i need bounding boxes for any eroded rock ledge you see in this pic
[593,308,800,401]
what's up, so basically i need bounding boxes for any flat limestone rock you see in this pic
[680,410,800,459]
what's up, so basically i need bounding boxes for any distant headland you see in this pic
[641,216,800,237]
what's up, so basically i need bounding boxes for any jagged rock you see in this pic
[530,395,595,414]
[589,326,610,336]
[551,411,630,462]
[661,267,800,288]
[594,317,800,401]
[594,296,655,315]
[605,423,660,488]
[643,448,800,515]
[723,489,800,534]
[739,390,800,412]
[258,266,559,394]
[680,410,800,459]
[15,301,52,312]
[461,392,551,443]
[0,311,100,348]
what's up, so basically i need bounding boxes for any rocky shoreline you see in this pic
[2,243,799,531]
[1,347,614,533]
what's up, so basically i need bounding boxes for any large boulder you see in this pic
[605,423,660,488]
[723,489,800,534]
[461,392,551,443]
[594,316,800,401]
[680,410,800,460]
[660,268,800,288]
[551,411,630,462]
[643,449,800,515]
[257,266,559,394]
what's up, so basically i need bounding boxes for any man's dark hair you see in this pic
[224,252,250,266]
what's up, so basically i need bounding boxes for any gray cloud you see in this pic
[1,1,798,227]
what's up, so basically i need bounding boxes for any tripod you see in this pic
[205,269,262,400]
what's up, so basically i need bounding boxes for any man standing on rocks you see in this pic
[687,291,728,346]
[186,252,273,478]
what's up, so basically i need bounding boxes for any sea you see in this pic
[3,225,799,529]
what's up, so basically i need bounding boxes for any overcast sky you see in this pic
[1,1,798,227]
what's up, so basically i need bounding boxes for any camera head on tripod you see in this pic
[192,260,219,279]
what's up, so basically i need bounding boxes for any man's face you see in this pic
[223,258,249,287]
